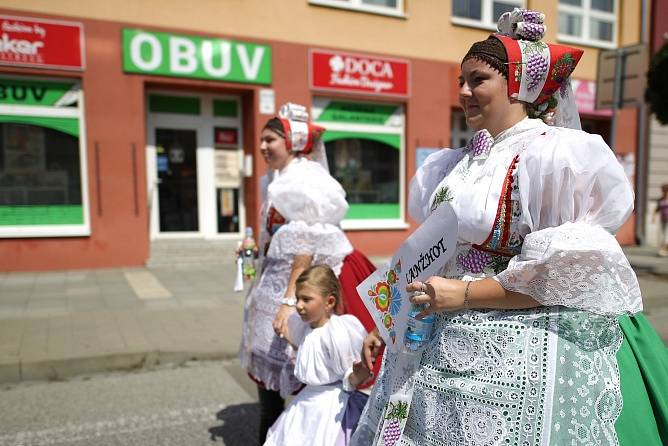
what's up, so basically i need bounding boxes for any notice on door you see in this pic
[215,150,240,188]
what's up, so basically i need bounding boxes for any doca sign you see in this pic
[122,29,271,85]
[310,49,410,97]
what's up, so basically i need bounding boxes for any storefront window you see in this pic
[0,124,81,209]
[0,77,89,237]
[326,137,399,218]
[313,98,405,229]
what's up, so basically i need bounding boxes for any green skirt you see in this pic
[616,313,668,445]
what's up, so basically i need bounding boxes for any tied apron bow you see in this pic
[467,129,494,160]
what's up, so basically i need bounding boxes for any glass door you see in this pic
[147,92,243,239]
[155,128,198,232]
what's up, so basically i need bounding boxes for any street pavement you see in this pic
[0,247,667,386]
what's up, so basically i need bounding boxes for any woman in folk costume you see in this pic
[239,103,375,444]
[352,9,668,446]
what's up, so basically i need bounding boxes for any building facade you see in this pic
[0,0,642,271]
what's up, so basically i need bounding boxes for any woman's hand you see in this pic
[273,304,295,338]
[362,327,384,371]
[407,277,467,318]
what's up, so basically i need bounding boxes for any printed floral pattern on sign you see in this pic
[382,401,409,446]
[367,261,402,339]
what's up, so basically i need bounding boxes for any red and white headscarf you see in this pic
[495,8,584,129]
[276,103,329,169]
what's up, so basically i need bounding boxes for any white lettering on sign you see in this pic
[1,21,32,34]
[344,57,394,78]
[0,33,43,56]
[130,32,162,71]
[169,36,197,74]
[201,41,231,77]
[328,54,396,93]
[126,31,269,82]
[237,45,265,80]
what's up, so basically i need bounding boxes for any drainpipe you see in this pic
[635,0,649,245]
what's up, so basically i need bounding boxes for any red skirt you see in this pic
[338,249,384,388]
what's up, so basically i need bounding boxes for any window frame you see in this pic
[451,0,525,31]
[0,75,90,238]
[309,0,406,18]
[557,0,618,49]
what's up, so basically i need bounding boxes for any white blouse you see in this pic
[265,157,353,266]
[409,117,642,315]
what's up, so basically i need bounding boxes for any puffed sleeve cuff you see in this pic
[408,148,466,223]
[494,221,642,316]
[342,366,356,392]
[267,220,353,267]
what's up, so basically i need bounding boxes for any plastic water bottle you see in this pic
[241,227,257,280]
[404,301,436,351]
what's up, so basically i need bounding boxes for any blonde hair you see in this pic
[296,265,341,307]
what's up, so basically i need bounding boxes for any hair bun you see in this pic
[497,8,546,41]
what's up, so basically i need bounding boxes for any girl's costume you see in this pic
[352,9,668,446]
[264,314,369,446]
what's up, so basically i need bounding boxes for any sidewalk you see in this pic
[0,250,665,386]
[0,262,246,385]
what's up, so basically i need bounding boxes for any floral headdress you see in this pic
[495,8,584,128]
[276,103,329,169]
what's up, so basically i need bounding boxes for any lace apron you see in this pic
[354,151,625,446]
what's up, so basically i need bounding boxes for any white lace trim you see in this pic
[495,222,642,315]
[266,220,353,264]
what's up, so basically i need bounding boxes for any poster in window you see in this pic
[220,188,235,217]
[215,150,241,188]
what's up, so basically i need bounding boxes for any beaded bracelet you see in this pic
[464,281,472,309]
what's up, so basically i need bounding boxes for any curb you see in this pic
[0,349,238,386]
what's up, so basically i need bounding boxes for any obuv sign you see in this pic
[122,29,271,85]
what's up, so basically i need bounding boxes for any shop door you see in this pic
[155,128,198,231]
[146,92,244,239]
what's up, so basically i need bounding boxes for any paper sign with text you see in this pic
[356,203,458,350]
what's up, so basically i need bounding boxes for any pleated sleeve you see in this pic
[494,128,642,315]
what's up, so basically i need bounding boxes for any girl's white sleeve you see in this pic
[494,129,642,316]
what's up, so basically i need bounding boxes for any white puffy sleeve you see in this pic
[294,314,366,386]
[408,148,466,223]
[494,129,642,315]
[267,159,353,264]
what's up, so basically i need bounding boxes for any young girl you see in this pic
[653,183,668,256]
[264,265,371,446]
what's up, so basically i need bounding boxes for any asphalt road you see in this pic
[0,360,261,446]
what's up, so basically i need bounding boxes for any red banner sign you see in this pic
[572,79,612,117]
[310,49,410,97]
[0,15,84,70]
